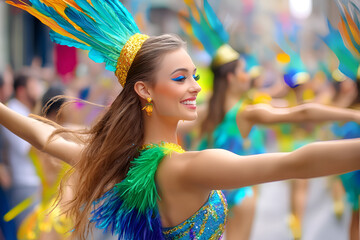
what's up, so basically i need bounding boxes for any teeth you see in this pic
[182,100,196,105]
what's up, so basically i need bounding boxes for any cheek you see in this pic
[155,84,181,99]
[153,83,182,106]
[237,72,249,83]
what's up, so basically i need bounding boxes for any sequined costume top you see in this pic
[91,142,228,239]
[163,190,228,240]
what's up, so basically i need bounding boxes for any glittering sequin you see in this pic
[162,190,228,240]
[141,141,185,153]
[115,33,149,87]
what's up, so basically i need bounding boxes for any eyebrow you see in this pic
[170,68,197,75]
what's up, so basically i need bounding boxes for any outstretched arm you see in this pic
[0,103,82,166]
[237,103,360,137]
[242,102,360,124]
[174,138,360,190]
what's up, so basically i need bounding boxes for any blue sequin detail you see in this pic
[162,190,228,240]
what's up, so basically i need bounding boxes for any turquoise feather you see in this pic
[203,0,229,44]
[14,0,141,74]
[183,0,231,57]
[320,20,359,80]
[49,31,91,50]
[336,2,360,52]
[350,2,360,28]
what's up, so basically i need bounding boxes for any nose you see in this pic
[190,77,202,93]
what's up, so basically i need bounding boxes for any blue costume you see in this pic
[197,100,266,208]
[332,121,360,210]
[163,190,228,240]
[91,142,228,240]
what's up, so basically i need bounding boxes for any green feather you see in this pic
[114,143,183,214]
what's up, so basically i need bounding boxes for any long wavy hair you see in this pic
[351,78,360,106]
[200,60,238,139]
[41,34,186,239]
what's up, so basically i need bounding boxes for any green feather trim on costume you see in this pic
[114,142,184,214]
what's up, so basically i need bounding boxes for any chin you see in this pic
[182,113,198,121]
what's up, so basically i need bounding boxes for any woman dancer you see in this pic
[2,0,360,239]
[12,86,73,240]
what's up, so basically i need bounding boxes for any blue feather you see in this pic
[29,0,115,57]
[65,7,117,47]
[107,0,139,31]
[187,14,216,56]
[24,0,143,74]
[91,0,138,37]
[198,8,224,49]
[320,20,359,80]
[71,0,128,42]
[49,31,91,50]
[203,0,229,43]
[91,188,164,240]
[350,2,360,28]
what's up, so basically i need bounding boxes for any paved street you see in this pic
[250,178,351,240]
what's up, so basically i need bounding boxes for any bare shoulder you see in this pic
[166,148,230,163]
[156,148,231,190]
[159,148,233,175]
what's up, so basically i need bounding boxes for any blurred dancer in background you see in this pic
[1,73,42,229]
[0,68,16,240]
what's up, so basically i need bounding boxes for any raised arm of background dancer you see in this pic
[0,103,81,166]
[174,138,360,190]
[239,102,360,126]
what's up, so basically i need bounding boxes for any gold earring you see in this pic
[142,97,153,116]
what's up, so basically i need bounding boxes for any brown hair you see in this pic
[51,34,186,239]
[200,60,238,139]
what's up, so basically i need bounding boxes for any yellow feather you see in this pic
[4,196,35,222]
[87,0,94,7]
[6,1,89,46]
[62,0,84,13]
[183,0,194,6]
[343,6,360,45]
[39,0,88,33]
[338,18,360,58]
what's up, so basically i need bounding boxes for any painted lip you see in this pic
[180,97,197,110]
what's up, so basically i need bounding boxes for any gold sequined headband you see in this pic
[116,33,150,87]
[211,44,240,69]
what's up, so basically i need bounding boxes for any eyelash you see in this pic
[171,74,200,82]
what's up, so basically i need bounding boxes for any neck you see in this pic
[143,112,179,145]
[225,88,244,112]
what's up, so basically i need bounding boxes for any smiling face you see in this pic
[148,47,202,121]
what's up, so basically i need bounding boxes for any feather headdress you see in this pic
[274,21,309,88]
[181,0,239,68]
[6,0,149,87]
[320,0,360,81]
